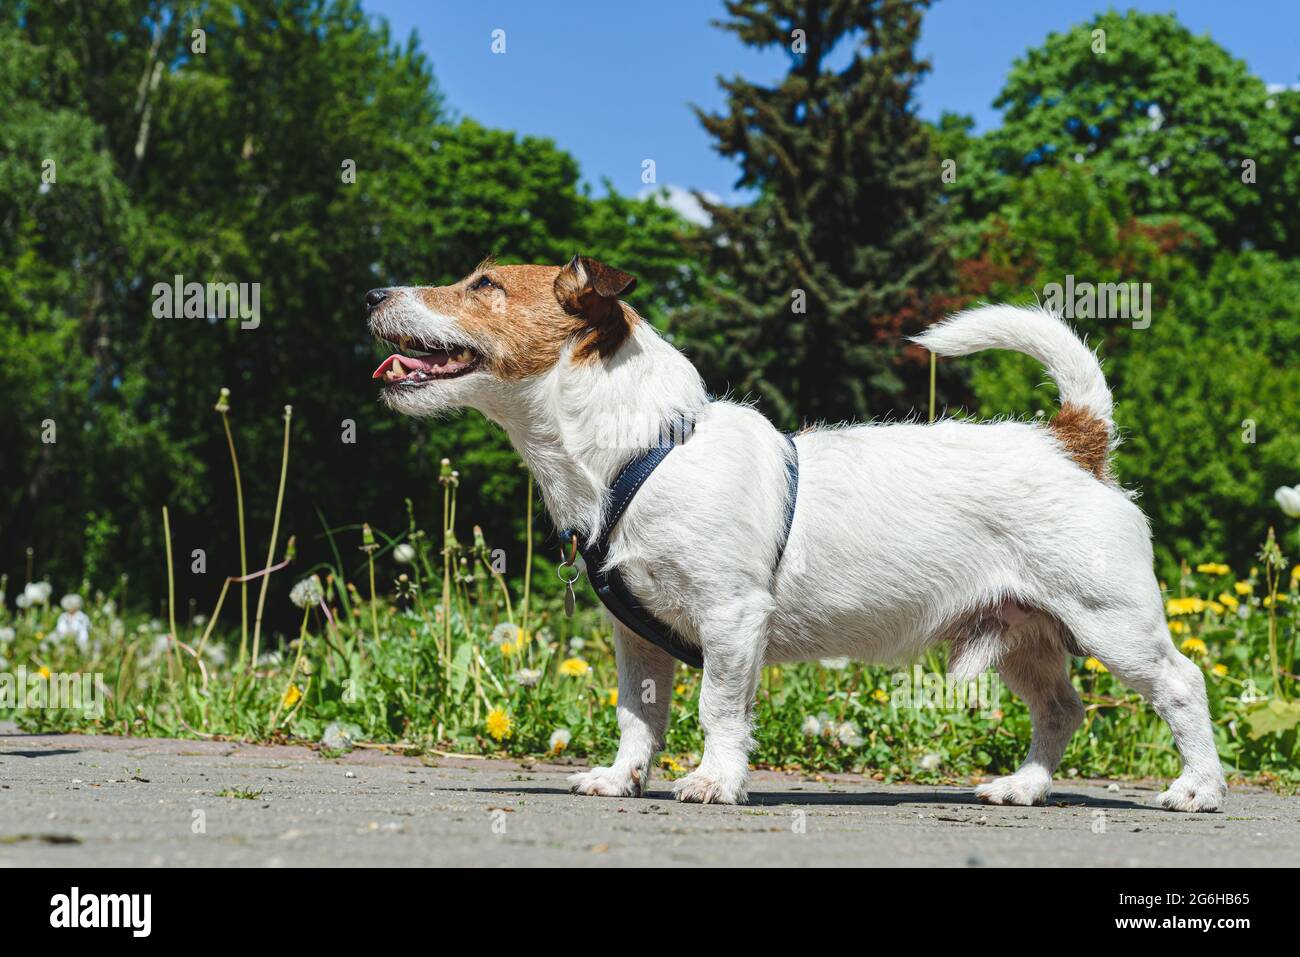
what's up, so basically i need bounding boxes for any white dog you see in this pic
[367,256,1226,812]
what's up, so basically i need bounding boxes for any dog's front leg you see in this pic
[673,599,768,805]
[569,621,675,798]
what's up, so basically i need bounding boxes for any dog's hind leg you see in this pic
[1064,598,1226,812]
[976,619,1084,807]
[569,621,675,798]
[673,595,770,805]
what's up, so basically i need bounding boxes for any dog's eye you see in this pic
[470,275,497,292]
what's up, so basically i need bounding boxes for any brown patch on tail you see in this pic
[1049,403,1111,480]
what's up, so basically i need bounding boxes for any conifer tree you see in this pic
[683,0,955,427]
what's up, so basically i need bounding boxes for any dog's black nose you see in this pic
[365,288,388,309]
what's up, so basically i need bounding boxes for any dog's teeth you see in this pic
[455,349,472,362]
[398,335,412,350]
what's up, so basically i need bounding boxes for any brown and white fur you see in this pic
[367,255,1226,811]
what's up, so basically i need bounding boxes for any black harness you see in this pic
[558,423,800,669]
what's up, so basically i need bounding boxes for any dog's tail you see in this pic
[913,304,1114,480]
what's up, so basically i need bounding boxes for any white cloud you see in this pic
[1266,82,1300,94]
[641,184,719,227]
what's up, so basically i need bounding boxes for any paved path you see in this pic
[1,727,1295,867]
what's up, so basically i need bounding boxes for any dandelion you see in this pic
[515,668,542,687]
[1195,562,1231,576]
[568,637,586,652]
[1211,663,1229,677]
[37,665,51,680]
[491,622,517,645]
[1166,597,1206,616]
[871,688,889,704]
[558,657,590,677]
[918,752,942,772]
[1168,620,1188,635]
[485,707,513,741]
[548,728,572,754]
[393,543,416,564]
[835,721,863,747]
[1083,657,1108,673]
[606,688,618,707]
[282,684,302,708]
[1274,484,1300,518]
[1218,592,1239,610]
[674,684,687,696]
[55,599,91,651]
[660,755,685,774]
[289,575,324,609]
[1234,581,1253,596]
[0,626,14,643]
[23,581,52,606]
[1263,593,1288,608]
[1180,637,1208,657]
[800,714,823,737]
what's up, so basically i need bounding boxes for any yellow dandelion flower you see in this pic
[1218,592,1239,610]
[1291,564,1300,584]
[1180,637,1208,657]
[1168,620,1188,634]
[1211,663,1228,677]
[1083,657,1107,673]
[281,684,302,708]
[659,755,684,774]
[1165,597,1206,617]
[871,688,890,703]
[606,688,618,707]
[1234,581,1253,596]
[37,665,52,680]
[1195,563,1230,576]
[485,707,513,742]
[558,657,590,677]
[1208,601,1225,614]
[1263,593,1288,608]
[674,684,686,696]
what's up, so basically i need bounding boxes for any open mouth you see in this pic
[372,335,483,386]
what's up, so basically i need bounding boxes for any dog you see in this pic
[367,255,1226,812]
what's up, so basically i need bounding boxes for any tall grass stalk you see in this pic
[251,404,293,669]
[361,523,380,648]
[215,388,249,661]
[521,473,534,638]
[161,505,179,682]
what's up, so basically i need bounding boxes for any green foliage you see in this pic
[4,483,1296,786]
[0,1,700,619]
[680,0,960,428]
[954,162,1300,575]
[956,10,1297,254]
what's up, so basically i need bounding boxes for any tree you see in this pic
[958,11,1294,255]
[0,0,703,627]
[953,163,1300,576]
[680,0,957,429]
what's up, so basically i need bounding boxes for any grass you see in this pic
[1,390,1298,791]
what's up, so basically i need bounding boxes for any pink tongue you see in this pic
[372,351,449,379]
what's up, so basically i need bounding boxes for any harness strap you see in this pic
[560,425,800,670]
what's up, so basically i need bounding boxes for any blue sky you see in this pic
[365,0,1300,206]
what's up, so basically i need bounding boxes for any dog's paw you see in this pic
[975,771,1051,807]
[672,768,747,805]
[568,765,643,798]
[1156,774,1226,813]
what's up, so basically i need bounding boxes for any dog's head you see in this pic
[367,255,639,417]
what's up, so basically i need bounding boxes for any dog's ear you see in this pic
[553,255,637,323]
[553,256,640,359]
